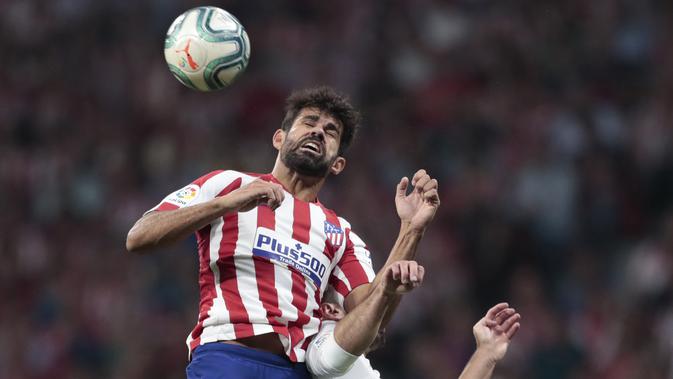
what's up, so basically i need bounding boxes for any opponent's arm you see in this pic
[126,179,284,253]
[306,261,423,376]
[371,223,423,327]
[458,303,521,379]
[344,169,439,321]
[334,261,424,355]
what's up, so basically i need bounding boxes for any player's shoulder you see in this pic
[335,214,353,230]
[316,202,353,230]
[193,169,259,187]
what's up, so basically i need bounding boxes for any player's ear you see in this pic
[320,303,344,321]
[272,129,285,151]
[329,156,346,176]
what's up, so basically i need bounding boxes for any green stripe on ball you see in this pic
[168,64,198,90]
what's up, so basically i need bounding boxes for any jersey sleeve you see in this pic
[306,321,359,377]
[328,228,376,303]
[144,170,240,214]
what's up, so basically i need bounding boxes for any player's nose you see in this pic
[310,128,325,141]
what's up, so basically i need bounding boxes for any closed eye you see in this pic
[325,125,340,138]
[302,115,320,125]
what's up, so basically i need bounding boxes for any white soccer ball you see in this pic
[164,6,250,91]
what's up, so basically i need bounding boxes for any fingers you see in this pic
[501,313,521,336]
[386,261,424,293]
[390,262,401,282]
[408,261,418,282]
[423,189,439,203]
[422,178,438,193]
[268,184,285,210]
[506,322,521,339]
[408,169,438,198]
[397,261,422,285]
[413,173,431,194]
[261,187,278,208]
[486,303,521,339]
[485,303,509,320]
[495,308,516,324]
[410,169,427,188]
[247,179,285,211]
[399,261,411,284]
[381,263,400,294]
[416,265,425,285]
[396,177,409,198]
[407,261,424,285]
[261,186,281,210]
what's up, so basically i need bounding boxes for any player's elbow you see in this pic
[306,332,358,376]
[126,227,149,253]
[125,231,141,253]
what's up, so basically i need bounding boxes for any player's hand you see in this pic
[472,303,521,363]
[381,260,425,295]
[220,179,285,212]
[395,169,440,232]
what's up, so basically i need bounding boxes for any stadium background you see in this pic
[2,0,673,378]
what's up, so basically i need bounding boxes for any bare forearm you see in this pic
[458,349,497,379]
[383,223,423,266]
[126,199,230,253]
[378,224,422,325]
[334,284,394,355]
[345,225,424,325]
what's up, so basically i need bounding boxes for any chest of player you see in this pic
[220,202,346,290]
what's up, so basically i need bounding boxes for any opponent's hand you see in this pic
[381,260,425,295]
[220,179,285,212]
[395,169,440,231]
[473,303,521,363]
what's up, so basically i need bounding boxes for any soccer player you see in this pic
[307,260,425,379]
[126,87,440,379]
[309,297,521,379]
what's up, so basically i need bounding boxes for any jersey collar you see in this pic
[261,173,322,204]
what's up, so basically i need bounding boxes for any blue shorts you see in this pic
[186,342,311,379]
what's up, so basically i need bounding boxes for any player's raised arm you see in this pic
[126,177,284,253]
[458,303,521,379]
[344,169,439,318]
[334,260,424,355]
[306,261,424,376]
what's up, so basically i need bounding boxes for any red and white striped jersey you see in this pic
[146,170,375,362]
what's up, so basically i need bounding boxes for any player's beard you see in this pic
[280,137,334,178]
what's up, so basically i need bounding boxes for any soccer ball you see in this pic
[164,6,250,91]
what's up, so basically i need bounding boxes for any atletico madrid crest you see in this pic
[324,221,344,249]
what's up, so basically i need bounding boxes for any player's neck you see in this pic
[271,161,325,203]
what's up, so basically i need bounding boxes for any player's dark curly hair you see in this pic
[281,86,361,155]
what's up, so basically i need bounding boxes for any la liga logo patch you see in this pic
[165,184,200,206]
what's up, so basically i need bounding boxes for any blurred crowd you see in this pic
[2,0,673,378]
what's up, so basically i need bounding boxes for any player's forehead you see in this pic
[295,107,343,131]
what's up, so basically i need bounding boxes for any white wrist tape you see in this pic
[307,330,359,376]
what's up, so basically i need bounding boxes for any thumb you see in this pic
[382,265,396,290]
[383,265,394,283]
[396,177,409,198]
